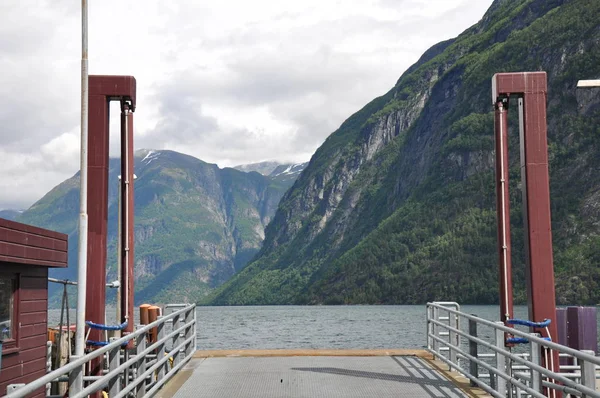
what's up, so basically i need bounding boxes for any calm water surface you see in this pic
[49,305,599,350]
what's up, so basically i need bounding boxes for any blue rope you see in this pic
[86,340,109,346]
[507,337,551,344]
[506,318,551,328]
[85,320,128,331]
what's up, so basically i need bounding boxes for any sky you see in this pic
[0,0,494,210]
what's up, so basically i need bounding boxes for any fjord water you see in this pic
[195,305,531,350]
[49,305,600,350]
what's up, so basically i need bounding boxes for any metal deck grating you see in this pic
[170,356,467,397]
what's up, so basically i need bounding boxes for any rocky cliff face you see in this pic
[211,0,600,305]
[17,150,295,304]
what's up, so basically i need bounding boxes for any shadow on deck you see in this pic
[157,350,489,398]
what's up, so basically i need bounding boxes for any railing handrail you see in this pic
[70,317,195,398]
[426,302,600,398]
[5,303,196,398]
[427,316,599,397]
[427,301,600,366]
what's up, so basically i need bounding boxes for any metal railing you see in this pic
[6,303,196,398]
[426,302,600,398]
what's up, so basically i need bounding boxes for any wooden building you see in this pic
[0,218,68,397]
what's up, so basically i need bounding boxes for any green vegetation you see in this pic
[17,150,298,305]
[209,0,600,306]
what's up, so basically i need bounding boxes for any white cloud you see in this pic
[0,0,494,209]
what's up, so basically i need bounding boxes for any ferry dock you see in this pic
[159,349,478,398]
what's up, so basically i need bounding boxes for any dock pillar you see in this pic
[87,75,136,381]
[492,72,560,386]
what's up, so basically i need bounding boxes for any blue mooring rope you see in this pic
[506,336,552,345]
[85,320,128,331]
[86,340,109,346]
[506,318,551,328]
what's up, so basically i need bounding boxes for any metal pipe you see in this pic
[49,278,78,286]
[427,303,600,365]
[5,304,194,398]
[70,320,194,398]
[427,334,545,398]
[493,100,515,351]
[116,175,122,328]
[117,336,195,398]
[427,316,600,396]
[78,334,195,398]
[73,0,89,394]
[425,347,504,398]
[48,278,119,288]
[514,372,590,396]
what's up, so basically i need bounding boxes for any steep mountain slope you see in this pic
[210,0,600,305]
[17,150,292,303]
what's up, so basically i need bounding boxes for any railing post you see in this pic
[432,306,439,356]
[494,322,507,396]
[184,306,194,358]
[46,341,52,397]
[426,305,432,350]
[580,350,596,398]
[136,325,147,398]
[448,306,460,371]
[68,356,84,397]
[194,305,198,352]
[108,337,121,396]
[469,317,478,387]
[172,312,181,367]
[157,315,166,382]
[529,333,542,393]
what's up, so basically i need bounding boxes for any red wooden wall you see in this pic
[0,218,67,397]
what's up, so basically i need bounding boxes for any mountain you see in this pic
[17,149,295,304]
[209,0,600,305]
[269,162,309,184]
[234,161,282,176]
[234,161,308,182]
[0,210,21,221]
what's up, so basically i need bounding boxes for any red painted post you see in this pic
[492,72,560,389]
[86,83,110,367]
[86,75,136,383]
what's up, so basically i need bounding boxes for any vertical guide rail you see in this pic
[494,98,514,331]
[72,0,89,395]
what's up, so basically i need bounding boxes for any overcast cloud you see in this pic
[0,0,493,210]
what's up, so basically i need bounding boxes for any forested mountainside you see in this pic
[16,150,299,304]
[210,0,600,305]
